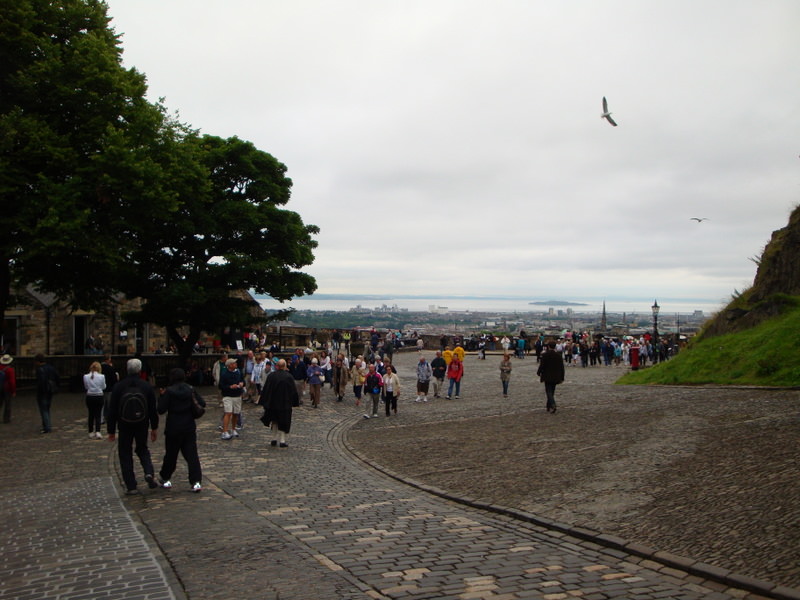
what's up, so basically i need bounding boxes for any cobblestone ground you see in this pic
[348,350,800,590]
[1,350,798,600]
[0,397,179,600]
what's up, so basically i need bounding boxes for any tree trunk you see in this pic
[167,325,202,370]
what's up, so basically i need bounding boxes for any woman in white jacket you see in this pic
[83,361,106,439]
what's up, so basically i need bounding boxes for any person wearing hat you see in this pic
[0,354,17,424]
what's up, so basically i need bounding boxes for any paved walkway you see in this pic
[0,356,796,600]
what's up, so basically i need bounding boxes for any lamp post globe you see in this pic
[651,300,660,363]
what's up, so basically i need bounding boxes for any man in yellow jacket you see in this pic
[442,346,453,366]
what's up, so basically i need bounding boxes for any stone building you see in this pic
[3,286,266,357]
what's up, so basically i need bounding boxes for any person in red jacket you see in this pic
[0,354,17,424]
[446,354,464,400]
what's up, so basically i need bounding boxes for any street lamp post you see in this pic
[651,300,660,364]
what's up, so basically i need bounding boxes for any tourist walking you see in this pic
[306,358,324,408]
[362,363,384,419]
[0,354,16,424]
[446,354,464,399]
[108,358,159,495]
[290,351,308,402]
[499,353,512,398]
[415,355,433,402]
[350,357,366,406]
[212,352,228,404]
[100,354,118,424]
[430,350,446,399]
[157,368,205,492]
[34,354,58,434]
[219,358,245,440]
[331,355,349,402]
[258,359,299,448]
[251,352,268,398]
[383,366,400,416]
[83,361,106,439]
[243,350,256,401]
[537,341,565,413]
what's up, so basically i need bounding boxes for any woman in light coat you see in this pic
[83,361,106,439]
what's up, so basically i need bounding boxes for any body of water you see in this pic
[257,295,726,316]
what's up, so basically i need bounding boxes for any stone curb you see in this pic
[340,421,800,600]
[105,439,189,600]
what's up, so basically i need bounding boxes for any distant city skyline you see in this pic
[256,293,722,316]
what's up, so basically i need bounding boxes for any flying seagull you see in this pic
[601,97,617,126]
[690,217,709,222]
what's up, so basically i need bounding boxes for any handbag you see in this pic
[191,389,206,419]
[319,374,325,383]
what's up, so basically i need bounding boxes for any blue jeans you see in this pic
[37,392,52,431]
[447,378,461,397]
[502,379,509,395]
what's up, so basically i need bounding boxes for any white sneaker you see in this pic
[95,431,103,439]
[160,479,172,489]
[89,432,95,439]
[414,398,421,403]
[422,397,428,402]
[192,482,202,493]
[221,432,232,440]
[363,414,370,419]
[232,429,239,438]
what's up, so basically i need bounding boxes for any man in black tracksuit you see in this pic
[108,358,159,494]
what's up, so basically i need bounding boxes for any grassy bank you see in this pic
[617,302,800,387]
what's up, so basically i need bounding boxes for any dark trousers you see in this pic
[0,391,10,423]
[384,392,397,415]
[86,395,103,432]
[544,382,558,411]
[159,430,202,485]
[117,426,154,491]
[37,392,53,431]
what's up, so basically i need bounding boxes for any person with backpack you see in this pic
[157,368,205,492]
[108,358,159,495]
[34,353,59,433]
[362,362,383,419]
[0,354,16,424]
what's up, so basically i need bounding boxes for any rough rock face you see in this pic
[749,204,800,300]
[701,204,800,339]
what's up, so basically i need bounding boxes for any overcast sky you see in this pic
[106,0,799,309]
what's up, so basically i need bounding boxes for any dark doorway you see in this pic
[74,316,88,355]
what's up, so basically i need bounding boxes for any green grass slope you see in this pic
[617,300,800,387]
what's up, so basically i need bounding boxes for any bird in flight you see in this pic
[690,217,709,222]
[601,97,617,126]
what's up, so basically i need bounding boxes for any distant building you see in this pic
[2,286,264,356]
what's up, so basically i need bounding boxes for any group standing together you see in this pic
[3,333,571,496]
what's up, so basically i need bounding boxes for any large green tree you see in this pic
[118,134,318,364]
[1,1,317,357]
[0,0,169,327]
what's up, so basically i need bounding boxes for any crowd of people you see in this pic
[0,326,677,496]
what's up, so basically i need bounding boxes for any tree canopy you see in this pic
[0,0,318,355]
[0,0,167,312]
[118,134,318,360]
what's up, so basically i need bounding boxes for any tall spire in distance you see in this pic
[601,300,607,331]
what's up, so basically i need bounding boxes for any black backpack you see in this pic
[119,386,148,425]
